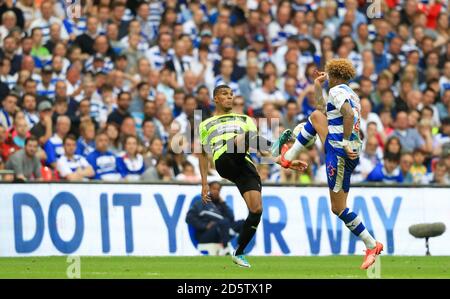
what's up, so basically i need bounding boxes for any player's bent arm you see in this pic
[340,101,355,141]
[199,148,209,186]
[314,84,326,113]
[340,102,359,160]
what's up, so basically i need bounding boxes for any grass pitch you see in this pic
[0,256,448,279]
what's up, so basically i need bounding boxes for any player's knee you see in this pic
[331,205,344,216]
[310,110,321,121]
[249,205,263,215]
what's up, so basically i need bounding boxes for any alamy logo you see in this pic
[66,256,81,278]
[66,0,82,19]
[366,0,383,19]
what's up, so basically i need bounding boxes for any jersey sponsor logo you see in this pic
[327,162,336,179]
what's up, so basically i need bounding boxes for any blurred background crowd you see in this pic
[0,0,448,185]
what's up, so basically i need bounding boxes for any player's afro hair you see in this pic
[325,58,356,82]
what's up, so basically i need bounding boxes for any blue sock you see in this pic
[296,117,317,146]
[285,118,317,161]
[339,208,376,248]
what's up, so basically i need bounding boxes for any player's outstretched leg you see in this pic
[330,190,383,269]
[232,190,262,268]
[279,111,328,167]
[270,129,293,156]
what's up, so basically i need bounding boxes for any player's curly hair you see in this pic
[325,58,356,82]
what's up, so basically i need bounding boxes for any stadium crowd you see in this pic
[0,0,449,184]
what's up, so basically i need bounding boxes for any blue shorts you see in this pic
[324,136,359,193]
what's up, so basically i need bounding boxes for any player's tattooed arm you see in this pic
[340,102,358,160]
[314,71,327,114]
[340,101,354,140]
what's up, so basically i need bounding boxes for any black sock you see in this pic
[235,211,262,255]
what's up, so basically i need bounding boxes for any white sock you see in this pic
[359,230,377,249]
[284,139,304,161]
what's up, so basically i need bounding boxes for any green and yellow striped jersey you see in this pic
[199,113,257,162]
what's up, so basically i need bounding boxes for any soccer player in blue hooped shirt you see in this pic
[86,130,121,181]
[276,59,384,270]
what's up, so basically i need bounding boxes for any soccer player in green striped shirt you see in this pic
[198,85,306,267]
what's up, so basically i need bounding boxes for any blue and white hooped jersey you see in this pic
[326,84,362,156]
[44,134,64,165]
[56,154,90,178]
[116,153,145,181]
[86,150,121,181]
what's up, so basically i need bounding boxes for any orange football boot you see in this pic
[360,241,384,270]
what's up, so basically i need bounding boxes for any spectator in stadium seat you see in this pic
[75,121,96,157]
[5,136,41,181]
[238,58,261,106]
[144,137,164,167]
[0,124,15,162]
[141,119,159,148]
[392,111,425,153]
[105,122,121,154]
[175,161,201,183]
[111,2,130,40]
[0,93,18,130]
[165,39,192,86]
[28,0,68,44]
[213,58,241,97]
[129,82,150,114]
[410,148,428,184]
[145,32,173,71]
[384,135,403,157]
[30,100,53,146]
[22,93,39,129]
[43,115,70,168]
[366,152,403,184]
[183,71,198,96]
[427,159,449,185]
[107,91,131,127]
[231,96,245,115]
[354,135,382,183]
[399,152,414,184]
[186,181,243,254]
[195,85,213,120]
[281,101,301,131]
[433,118,450,157]
[141,157,172,181]
[116,135,145,181]
[57,134,94,181]
[87,130,121,181]
[156,106,173,146]
[9,116,29,149]
[250,74,285,113]
[74,16,98,55]
[174,95,202,137]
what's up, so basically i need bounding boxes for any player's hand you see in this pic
[289,159,308,172]
[344,145,359,160]
[201,184,211,204]
[314,70,327,86]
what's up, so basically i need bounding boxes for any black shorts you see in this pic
[214,153,262,196]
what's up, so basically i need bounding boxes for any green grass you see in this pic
[0,256,449,279]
